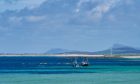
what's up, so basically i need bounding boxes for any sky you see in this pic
[0,0,140,53]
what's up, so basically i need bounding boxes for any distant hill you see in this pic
[45,48,94,54]
[45,48,79,54]
[45,44,140,55]
[94,44,140,55]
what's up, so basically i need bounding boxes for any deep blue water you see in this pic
[0,56,140,69]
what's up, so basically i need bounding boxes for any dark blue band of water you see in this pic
[0,56,140,69]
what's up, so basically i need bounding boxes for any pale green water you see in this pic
[0,66,140,84]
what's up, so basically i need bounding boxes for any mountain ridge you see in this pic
[45,44,140,55]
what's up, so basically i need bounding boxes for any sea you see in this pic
[0,56,140,84]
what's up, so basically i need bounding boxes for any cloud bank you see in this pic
[0,0,47,12]
[76,0,133,20]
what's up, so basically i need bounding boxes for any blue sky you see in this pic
[0,0,140,53]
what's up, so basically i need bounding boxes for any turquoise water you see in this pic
[0,65,140,84]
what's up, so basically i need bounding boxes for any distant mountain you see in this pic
[45,48,79,54]
[45,48,94,54]
[45,44,140,55]
[94,44,140,55]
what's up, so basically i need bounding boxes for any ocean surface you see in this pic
[0,56,140,84]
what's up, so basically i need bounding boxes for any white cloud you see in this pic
[8,15,46,24]
[26,15,46,22]
[9,16,23,24]
[76,0,97,13]
[89,0,121,20]
[76,0,134,20]
[0,0,47,12]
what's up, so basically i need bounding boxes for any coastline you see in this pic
[0,54,140,59]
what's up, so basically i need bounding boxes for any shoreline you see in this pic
[0,54,140,59]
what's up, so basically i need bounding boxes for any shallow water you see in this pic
[0,65,140,84]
